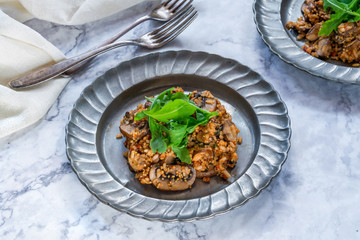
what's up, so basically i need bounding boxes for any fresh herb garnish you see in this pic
[319,0,360,36]
[135,88,218,164]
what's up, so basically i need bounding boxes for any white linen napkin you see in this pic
[0,0,151,139]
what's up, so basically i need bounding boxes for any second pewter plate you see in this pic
[66,50,291,222]
[253,0,360,85]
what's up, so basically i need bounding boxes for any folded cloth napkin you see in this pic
[0,0,152,140]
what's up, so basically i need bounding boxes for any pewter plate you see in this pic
[65,50,291,222]
[253,0,360,84]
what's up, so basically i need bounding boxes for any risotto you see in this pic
[118,87,242,191]
[286,0,360,66]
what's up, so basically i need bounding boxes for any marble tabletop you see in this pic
[1,0,360,239]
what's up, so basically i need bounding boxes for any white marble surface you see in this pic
[1,0,360,239]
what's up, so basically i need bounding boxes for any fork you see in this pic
[64,0,193,75]
[9,7,198,89]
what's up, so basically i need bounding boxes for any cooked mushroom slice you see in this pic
[127,150,148,172]
[191,92,217,112]
[144,100,152,108]
[196,166,216,178]
[149,165,196,191]
[120,121,149,141]
[164,152,176,164]
[301,0,315,18]
[316,38,332,58]
[216,156,232,180]
[306,23,321,41]
[223,120,238,142]
[201,97,217,112]
[120,123,136,139]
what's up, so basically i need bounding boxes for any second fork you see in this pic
[64,0,193,75]
[9,7,198,89]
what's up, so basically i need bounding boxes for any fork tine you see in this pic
[169,0,192,22]
[148,6,192,36]
[158,12,197,46]
[167,0,180,9]
[170,0,193,12]
[154,10,198,46]
[163,0,175,7]
[151,6,195,38]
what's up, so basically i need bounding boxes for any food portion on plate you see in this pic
[286,0,360,66]
[118,87,242,191]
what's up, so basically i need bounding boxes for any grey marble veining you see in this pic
[1,0,360,239]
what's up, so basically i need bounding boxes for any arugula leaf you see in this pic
[172,145,191,164]
[146,91,171,154]
[168,121,188,146]
[135,88,218,163]
[340,0,353,4]
[148,118,168,153]
[187,110,218,133]
[145,96,155,103]
[351,3,360,21]
[141,99,198,122]
[134,111,147,121]
[151,88,174,108]
[319,0,360,35]
[170,92,190,101]
[319,12,344,36]
[323,0,359,15]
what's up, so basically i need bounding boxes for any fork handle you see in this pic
[64,15,150,75]
[9,40,134,89]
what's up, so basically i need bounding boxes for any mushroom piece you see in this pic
[144,100,152,108]
[120,121,149,141]
[127,150,148,172]
[217,156,232,180]
[191,92,217,112]
[196,167,217,178]
[306,23,321,41]
[301,0,315,18]
[120,123,136,139]
[223,120,238,142]
[163,152,176,164]
[201,98,217,112]
[127,149,160,172]
[149,165,196,191]
[315,38,332,58]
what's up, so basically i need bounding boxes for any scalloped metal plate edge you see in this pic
[253,0,360,85]
[65,50,291,222]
